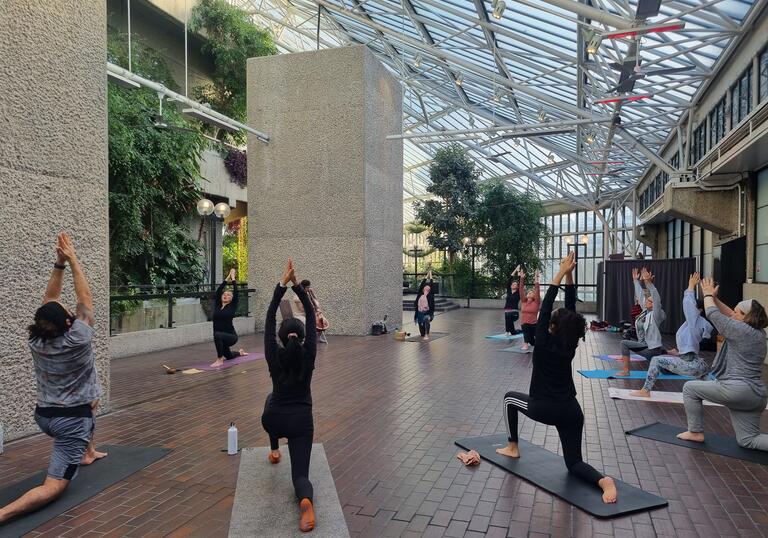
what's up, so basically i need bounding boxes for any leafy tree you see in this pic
[414,144,480,262]
[476,180,548,286]
[189,0,277,143]
[108,34,206,286]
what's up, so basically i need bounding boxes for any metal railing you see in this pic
[109,282,254,336]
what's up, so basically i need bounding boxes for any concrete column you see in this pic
[0,1,109,441]
[247,46,403,335]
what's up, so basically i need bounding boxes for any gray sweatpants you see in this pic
[683,379,768,451]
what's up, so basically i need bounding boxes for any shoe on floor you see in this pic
[299,498,315,532]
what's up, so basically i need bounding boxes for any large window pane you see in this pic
[756,245,768,283]
[761,50,768,103]
[757,206,768,244]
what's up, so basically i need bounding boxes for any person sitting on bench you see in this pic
[617,267,666,376]
[497,251,618,504]
[630,272,713,398]
[677,278,768,449]
[0,233,106,525]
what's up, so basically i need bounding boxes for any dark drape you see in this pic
[597,258,696,334]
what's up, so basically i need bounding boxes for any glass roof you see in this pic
[231,0,756,220]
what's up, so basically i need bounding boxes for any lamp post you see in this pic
[197,197,231,284]
[407,243,423,288]
[462,236,485,308]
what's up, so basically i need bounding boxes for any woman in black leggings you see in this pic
[210,269,245,368]
[261,259,317,532]
[497,251,618,504]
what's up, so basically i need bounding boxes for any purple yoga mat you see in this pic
[184,352,266,371]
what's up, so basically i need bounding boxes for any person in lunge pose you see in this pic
[261,258,318,532]
[0,233,106,526]
[209,268,246,368]
[518,269,541,352]
[677,278,768,449]
[616,267,666,376]
[414,268,436,341]
[496,251,618,504]
[630,272,713,397]
[503,265,522,336]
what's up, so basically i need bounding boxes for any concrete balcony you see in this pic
[199,149,247,219]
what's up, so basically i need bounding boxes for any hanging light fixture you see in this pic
[512,138,520,148]
[455,72,464,86]
[493,87,502,102]
[537,108,547,122]
[585,131,595,144]
[548,153,556,164]
[492,0,506,19]
[585,29,603,55]
[413,53,422,68]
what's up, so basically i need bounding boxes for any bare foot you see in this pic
[210,358,224,368]
[495,443,520,458]
[629,389,651,398]
[614,370,631,377]
[598,476,618,503]
[422,336,429,341]
[676,431,705,443]
[81,449,108,466]
[238,348,246,356]
[268,450,281,464]
[521,344,529,351]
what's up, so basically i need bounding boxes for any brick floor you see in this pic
[2,308,768,537]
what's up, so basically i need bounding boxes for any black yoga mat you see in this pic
[626,422,768,465]
[404,332,448,342]
[455,434,667,519]
[0,445,171,537]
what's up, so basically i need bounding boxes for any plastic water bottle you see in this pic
[227,422,238,455]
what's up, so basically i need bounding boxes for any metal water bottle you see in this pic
[227,422,238,455]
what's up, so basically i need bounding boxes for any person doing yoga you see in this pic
[261,258,318,532]
[677,278,768,449]
[209,269,246,368]
[630,272,713,397]
[0,233,106,526]
[518,269,541,352]
[414,268,436,341]
[617,267,666,376]
[497,252,617,503]
[503,265,522,336]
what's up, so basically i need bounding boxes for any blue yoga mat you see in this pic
[578,369,695,380]
[594,353,646,362]
[485,333,524,341]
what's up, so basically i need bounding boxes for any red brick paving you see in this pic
[2,308,768,537]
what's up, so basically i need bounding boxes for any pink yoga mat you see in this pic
[184,352,266,371]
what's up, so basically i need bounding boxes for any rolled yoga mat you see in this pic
[578,369,695,380]
[485,333,524,341]
[184,352,265,371]
[625,422,768,466]
[455,434,668,518]
[0,445,171,538]
[228,445,349,538]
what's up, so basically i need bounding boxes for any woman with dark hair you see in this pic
[497,251,618,504]
[414,268,436,341]
[209,268,245,368]
[503,265,522,336]
[678,278,768,450]
[261,259,318,532]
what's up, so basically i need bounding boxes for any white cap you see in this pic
[736,299,754,314]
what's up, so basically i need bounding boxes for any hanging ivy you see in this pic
[224,148,247,187]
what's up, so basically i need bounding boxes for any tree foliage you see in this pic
[108,34,206,286]
[189,0,277,143]
[414,144,480,259]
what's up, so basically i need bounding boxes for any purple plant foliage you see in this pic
[224,149,247,188]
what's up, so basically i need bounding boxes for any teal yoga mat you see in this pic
[485,333,524,341]
[578,369,695,380]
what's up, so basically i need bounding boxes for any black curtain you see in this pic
[597,258,696,333]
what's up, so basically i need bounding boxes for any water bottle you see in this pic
[227,422,238,455]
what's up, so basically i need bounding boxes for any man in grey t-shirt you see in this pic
[0,233,106,525]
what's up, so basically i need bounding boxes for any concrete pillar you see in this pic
[247,46,403,335]
[0,1,109,441]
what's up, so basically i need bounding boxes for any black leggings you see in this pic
[214,331,238,360]
[261,396,314,502]
[521,323,536,345]
[504,311,519,334]
[503,391,603,487]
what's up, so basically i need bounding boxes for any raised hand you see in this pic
[227,268,237,282]
[631,267,640,281]
[56,232,77,263]
[281,258,295,286]
[700,277,718,297]
[559,251,576,275]
[688,272,700,291]
[641,267,654,283]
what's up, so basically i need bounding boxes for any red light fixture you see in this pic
[596,93,653,104]
[604,22,685,40]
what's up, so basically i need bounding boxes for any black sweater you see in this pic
[529,284,578,401]
[264,284,317,412]
[413,278,436,320]
[504,277,520,310]
[212,280,239,333]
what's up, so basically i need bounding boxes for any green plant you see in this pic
[189,0,277,143]
[108,33,206,286]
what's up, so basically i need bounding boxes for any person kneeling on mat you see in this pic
[0,233,106,526]
[677,279,768,449]
[497,251,618,504]
[261,258,317,532]
[617,267,666,376]
[209,268,246,368]
[630,272,713,398]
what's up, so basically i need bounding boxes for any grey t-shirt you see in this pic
[29,319,102,408]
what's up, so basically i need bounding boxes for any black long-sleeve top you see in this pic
[504,277,520,310]
[413,278,435,320]
[529,284,577,401]
[212,280,239,333]
[264,283,317,412]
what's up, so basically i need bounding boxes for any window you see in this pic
[756,168,768,283]
[731,66,752,126]
[669,152,680,171]
[691,123,707,164]
[667,221,675,258]
[760,49,768,103]
[709,97,727,146]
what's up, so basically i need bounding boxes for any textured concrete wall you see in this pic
[0,1,109,441]
[247,46,403,335]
